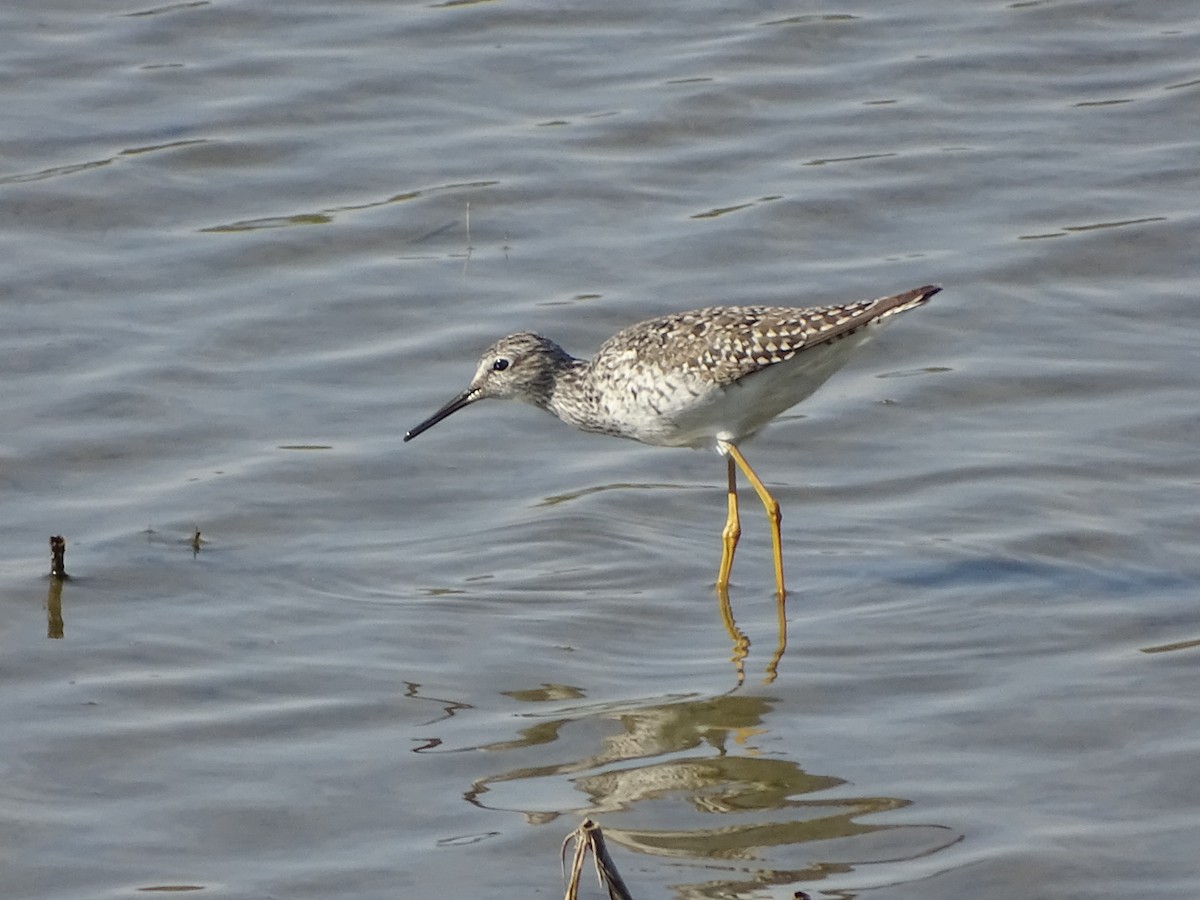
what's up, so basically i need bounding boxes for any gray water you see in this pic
[2,2,1198,898]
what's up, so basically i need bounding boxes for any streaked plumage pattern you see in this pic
[592,291,921,387]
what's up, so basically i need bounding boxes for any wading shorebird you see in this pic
[405,284,939,599]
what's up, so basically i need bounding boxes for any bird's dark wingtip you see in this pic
[876,284,941,319]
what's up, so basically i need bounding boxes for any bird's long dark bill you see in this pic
[403,389,478,442]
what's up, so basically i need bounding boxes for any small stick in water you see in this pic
[49,535,68,579]
[561,819,634,900]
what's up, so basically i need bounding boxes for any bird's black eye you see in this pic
[492,358,510,371]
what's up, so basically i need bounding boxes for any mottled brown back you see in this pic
[589,285,939,389]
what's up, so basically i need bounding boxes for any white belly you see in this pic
[630,327,881,449]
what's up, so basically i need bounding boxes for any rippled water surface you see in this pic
[3,1,1198,898]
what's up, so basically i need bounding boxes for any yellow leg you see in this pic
[716,453,741,590]
[725,443,786,599]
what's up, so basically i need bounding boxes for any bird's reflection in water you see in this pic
[436,687,960,898]
[716,582,787,685]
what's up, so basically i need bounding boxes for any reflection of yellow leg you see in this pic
[716,454,740,590]
[725,443,786,599]
[764,590,788,684]
[716,581,749,686]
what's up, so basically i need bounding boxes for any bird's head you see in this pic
[403,332,573,441]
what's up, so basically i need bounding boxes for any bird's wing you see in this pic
[592,285,939,389]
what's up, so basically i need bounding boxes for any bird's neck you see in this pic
[544,358,612,434]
